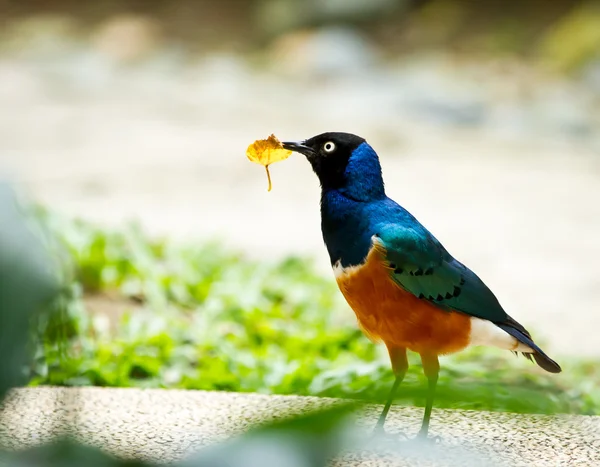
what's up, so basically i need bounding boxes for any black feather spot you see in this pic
[418,293,425,299]
[445,292,453,299]
[436,294,444,301]
[394,267,403,274]
[459,277,466,286]
[453,286,462,297]
[389,263,396,269]
[414,268,423,276]
[428,295,435,300]
[424,268,433,275]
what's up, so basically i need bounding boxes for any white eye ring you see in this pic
[323,141,336,153]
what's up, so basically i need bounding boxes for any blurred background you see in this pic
[0,0,599,411]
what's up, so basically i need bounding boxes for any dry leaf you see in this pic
[246,134,292,191]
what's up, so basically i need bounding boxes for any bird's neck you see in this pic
[320,190,379,267]
[336,143,385,202]
[315,142,385,203]
[317,143,387,266]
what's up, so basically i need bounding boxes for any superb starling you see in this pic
[282,132,561,439]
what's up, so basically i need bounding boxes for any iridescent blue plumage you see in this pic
[320,141,400,267]
[315,137,559,372]
[284,133,562,369]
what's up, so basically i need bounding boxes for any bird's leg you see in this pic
[418,353,440,441]
[374,372,405,435]
[373,346,407,438]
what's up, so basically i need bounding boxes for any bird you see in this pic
[281,132,561,440]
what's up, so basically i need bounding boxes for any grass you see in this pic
[31,209,600,415]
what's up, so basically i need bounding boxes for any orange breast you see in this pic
[335,245,471,355]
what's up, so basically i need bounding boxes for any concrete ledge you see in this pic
[0,387,598,466]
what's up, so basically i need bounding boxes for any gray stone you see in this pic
[0,388,598,466]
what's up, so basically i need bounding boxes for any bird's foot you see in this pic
[372,426,440,444]
[371,426,408,442]
[415,431,441,444]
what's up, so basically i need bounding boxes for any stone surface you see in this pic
[0,387,598,466]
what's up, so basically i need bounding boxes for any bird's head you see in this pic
[283,132,385,201]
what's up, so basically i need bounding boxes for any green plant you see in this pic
[29,210,599,415]
[0,190,358,467]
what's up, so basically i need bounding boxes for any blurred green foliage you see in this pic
[538,2,600,71]
[3,0,599,71]
[0,194,380,467]
[0,186,58,400]
[29,210,600,415]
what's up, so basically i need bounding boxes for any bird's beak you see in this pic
[282,141,315,158]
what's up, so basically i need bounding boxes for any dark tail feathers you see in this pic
[496,319,562,374]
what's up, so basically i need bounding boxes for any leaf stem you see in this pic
[266,165,272,192]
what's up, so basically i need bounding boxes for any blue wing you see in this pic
[374,222,508,323]
[373,221,561,373]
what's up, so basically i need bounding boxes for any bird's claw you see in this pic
[372,425,440,444]
[372,426,408,442]
[416,432,441,444]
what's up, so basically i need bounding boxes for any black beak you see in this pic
[282,141,315,158]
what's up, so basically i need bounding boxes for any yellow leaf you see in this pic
[246,134,292,192]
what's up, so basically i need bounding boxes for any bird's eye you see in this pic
[323,142,336,153]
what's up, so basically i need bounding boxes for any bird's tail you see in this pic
[496,318,562,374]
